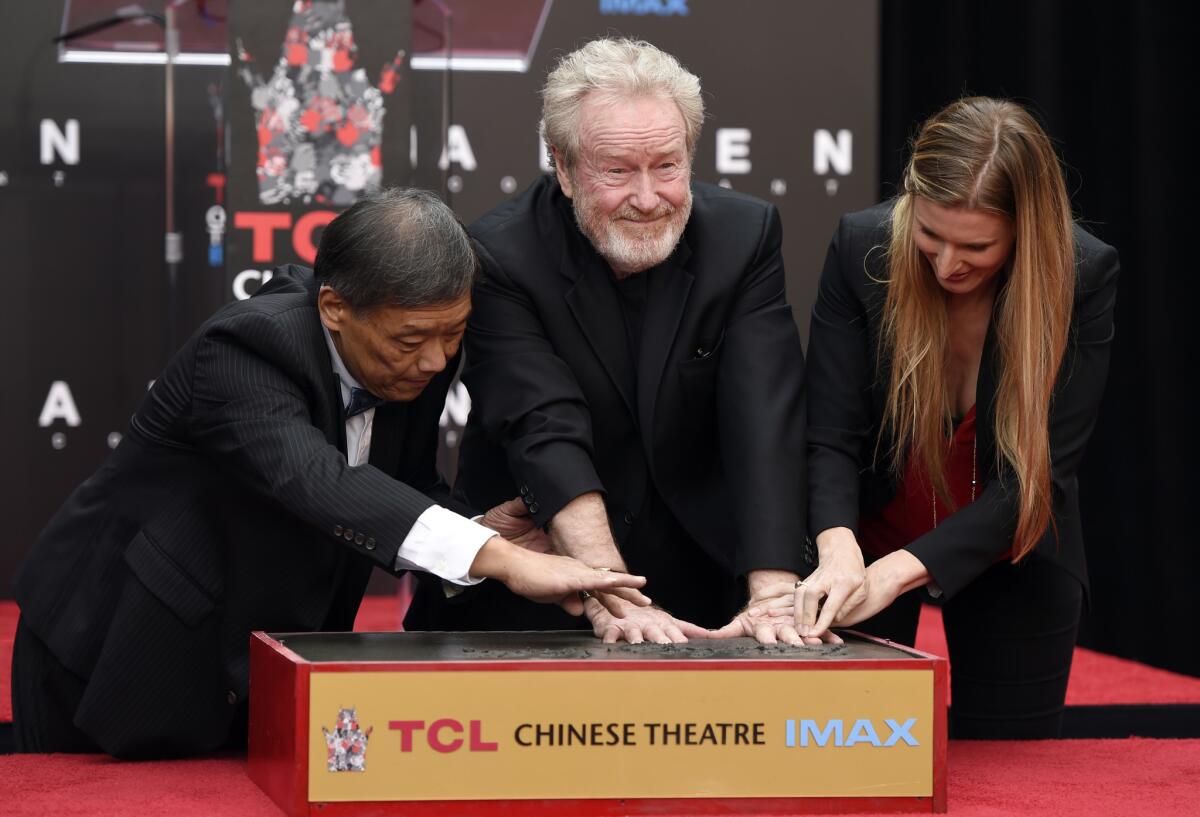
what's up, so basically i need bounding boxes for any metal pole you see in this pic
[431,0,453,205]
[164,3,182,359]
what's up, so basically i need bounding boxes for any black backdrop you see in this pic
[3,1,1195,680]
[880,2,1198,676]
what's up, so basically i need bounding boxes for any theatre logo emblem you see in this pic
[322,706,374,771]
[236,0,406,207]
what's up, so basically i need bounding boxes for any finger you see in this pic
[664,624,688,644]
[558,594,584,616]
[821,629,844,645]
[809,585,852,638]
[754,622,779,646]
[497,497,530,517]
[767,605,796,617]
[599,585,653,606]
[592,591,630,619]
[672,617,713,640]
[707,619,746,639]
[643,625,671,645]
[626,626,644,645]
[776,624,803,646]
[591,570,648,587]
[602,625,622,644]
[798,583,826,634]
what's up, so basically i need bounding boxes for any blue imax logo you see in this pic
[600,0,690,16]
[784,718,919,747]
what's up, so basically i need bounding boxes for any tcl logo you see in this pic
[388,719,497,753]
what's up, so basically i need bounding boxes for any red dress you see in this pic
[859,405,980,558]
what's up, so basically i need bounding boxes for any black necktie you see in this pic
[346,387,384,418]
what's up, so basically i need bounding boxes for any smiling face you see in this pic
[555,94,692,276]
[912,197,1016,299]
[318,286,471,402]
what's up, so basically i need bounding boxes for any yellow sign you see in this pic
[308,669,933,802]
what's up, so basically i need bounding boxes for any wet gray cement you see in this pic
[274,631,919,663]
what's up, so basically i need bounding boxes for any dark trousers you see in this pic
[11,616,99,753]
[11,615,250,755]
[854,556,1083,739]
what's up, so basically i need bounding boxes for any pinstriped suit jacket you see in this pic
[13,265,458,758]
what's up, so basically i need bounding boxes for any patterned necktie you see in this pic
[345,387,384,418]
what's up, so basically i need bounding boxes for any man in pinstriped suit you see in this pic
[10,189,647,759]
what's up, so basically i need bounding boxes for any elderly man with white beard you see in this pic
[404,38,829,646]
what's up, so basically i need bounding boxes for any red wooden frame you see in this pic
[248,631,949,816]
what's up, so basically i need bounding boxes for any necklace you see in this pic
[933,435,977,528]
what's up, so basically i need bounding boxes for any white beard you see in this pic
[572,184,692,276]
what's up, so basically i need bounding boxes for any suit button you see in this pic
[528,503,540,514]
[333,525,344,536]
[354,533,365,545]
[227,690,237,705]
[364,538,376,551]
[343,529,354,541]
[520,484,530,497]
[624,511,636,525]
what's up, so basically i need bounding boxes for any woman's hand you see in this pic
[793,528,869,639]
[831,549,931,628]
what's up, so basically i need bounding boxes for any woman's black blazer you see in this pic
[806,203,1120,599]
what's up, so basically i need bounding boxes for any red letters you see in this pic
[388,720,425,752]
[293,210,336,263]
[470,719,498,751]
[388,719,496,752]
[428,718,463,753]
[233,211,291,262]
[232,210,337,264]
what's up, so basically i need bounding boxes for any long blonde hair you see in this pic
[881,97,1075,561]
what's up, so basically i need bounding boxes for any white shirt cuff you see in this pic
[395,505,494,586]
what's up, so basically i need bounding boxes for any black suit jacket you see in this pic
[438,177,806,605]
[806,204,1121,599]
[13,266,457,758]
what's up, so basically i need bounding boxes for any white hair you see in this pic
[540,38,705,171]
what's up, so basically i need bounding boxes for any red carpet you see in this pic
[0,739,1195,816]
[4,594,1200,723]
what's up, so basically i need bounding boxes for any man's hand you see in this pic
[482,497,554,554]
[584,597,709,644]
[793,528,869,640]
[546,492,629,570]
[469,536,651,613]
[709,569,840,645]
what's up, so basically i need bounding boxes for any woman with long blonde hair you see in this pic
[797,97,1120,738]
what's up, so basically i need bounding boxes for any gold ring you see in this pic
[580,590,593,599]
[594,567,611,572]
[795,580,808,589]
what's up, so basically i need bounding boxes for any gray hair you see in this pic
[540,38,704,171]
[314,188,478,312]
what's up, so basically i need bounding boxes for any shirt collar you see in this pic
[322,324,361,406]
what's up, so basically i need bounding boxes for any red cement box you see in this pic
[248,630,948,816]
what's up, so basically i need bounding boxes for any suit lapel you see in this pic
[637,240,694,441]
[562,246,638,420]
[304,274,348,455]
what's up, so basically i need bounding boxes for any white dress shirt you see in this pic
[323,327,490,586]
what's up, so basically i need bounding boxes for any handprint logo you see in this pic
[237,0,406,206]
[322,706,374,772]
